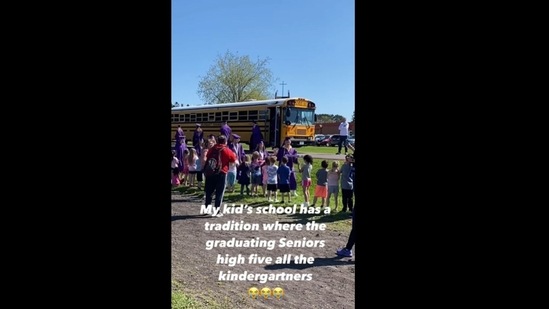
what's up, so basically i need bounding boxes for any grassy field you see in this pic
[172,281,236,309]
[293,145,341,154]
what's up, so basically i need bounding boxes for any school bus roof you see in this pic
[171,97,313,111]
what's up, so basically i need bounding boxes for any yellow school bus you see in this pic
[171,97,317,148]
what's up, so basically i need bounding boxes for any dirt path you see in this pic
[171,192,355,308]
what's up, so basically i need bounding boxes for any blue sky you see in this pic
[172,0,355,119]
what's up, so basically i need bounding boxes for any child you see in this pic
[237,155,251,195]
[327,161,341,210]
[261,159,269,197]
[311,160,329,207]
[181,149,190,185]
[266,156,278,202]
[226,160,238,193]
[255,141,268,161]
[196,140,205,189]
[186,148,198,187]
[171,150,180,186]
[277,156,291,204]
[250,151,262,196]
[340,154,354,212]
[299,154,313,207]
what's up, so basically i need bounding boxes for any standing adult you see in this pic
[336,117,349,155]
[175,127,187,174]
[174,125,184,151]
[250,121,263,152]
[204,135,237,217]
[220,121,232,143]
[276,137,300,197]
[175,135,187,173]
[228,134,246,164]
[175,125,184,144]
[336,207,355,257]
[192,124,204,155]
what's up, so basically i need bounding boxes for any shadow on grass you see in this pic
[171,214,211,221]
[275,210,352,225]
[263,256,354,270]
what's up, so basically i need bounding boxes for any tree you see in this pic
[197,51,276,104]
[352,110,355,122]
[315,114,346,123]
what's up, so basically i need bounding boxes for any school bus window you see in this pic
[198,113,205,122]
[248,110,258,121]
[190,114,196,122]
[222,111,228,116]
[259,110,269,120]
[184,114,190,122]
[215,112,222,122]
[238,110,248,121]
[229,111,238,121]
[209,113,215,121]
[222,113,229,121]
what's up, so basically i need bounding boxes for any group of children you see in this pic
[171,145,205,189]
[221,151,354,211]
[225,151,295,203]
[298,154,354,211]
[172,145,355,211]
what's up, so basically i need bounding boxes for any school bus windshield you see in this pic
[284,107,315,126]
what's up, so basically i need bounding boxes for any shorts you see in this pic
[328,185,339,194]
[278,184,290,193]
[227,172,236,186]
[314,185,328,198]
[252,174,262,185]
[302,178,312,187]
[267,184,277,191]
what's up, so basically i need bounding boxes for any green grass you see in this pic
[172,280,252,309]
[293,145,340,154]
[172,155,352,232]
[172,281,200,309]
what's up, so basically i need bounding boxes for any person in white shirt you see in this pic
[336,117,349,155]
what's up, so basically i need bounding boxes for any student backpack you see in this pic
[203,146,226,177]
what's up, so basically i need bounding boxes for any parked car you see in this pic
[330,134,355,147]
[314,134,326,143]
[329,134,342,147]
[347,135,355,145]
[316,135,332,146]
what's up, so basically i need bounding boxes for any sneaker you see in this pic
[336,248,352,257]
[216,213,224,217]
[336,152,341,155]
[293,192,299,197]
